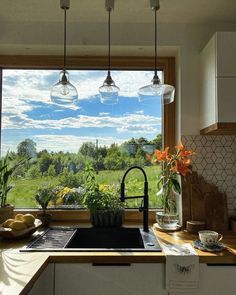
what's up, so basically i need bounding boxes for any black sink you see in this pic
[66,228,144,249]
[22,227,162,252]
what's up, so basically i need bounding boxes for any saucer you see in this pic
[153,223,181,232]
[192,240,226,252]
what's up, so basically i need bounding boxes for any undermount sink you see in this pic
[22,227,162,252]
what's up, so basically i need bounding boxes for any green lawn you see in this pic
[8,166,161,208]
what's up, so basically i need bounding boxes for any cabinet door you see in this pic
[55,263,166,295]
[28,264,54,295]
[199,264,236,295]
[217,77,236,122]
[217,32,236,77]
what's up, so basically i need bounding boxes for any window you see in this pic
[0,57,176,210]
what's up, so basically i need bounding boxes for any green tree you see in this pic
[47,164,56,177]
[26,164,41,179]
[17,139,37,159]
[79,142,96,158]
[59,168,83,188]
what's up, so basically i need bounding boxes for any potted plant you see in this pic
[83,163,125,227]
[0,152,27,224]
[147,143,194,230]
[35,185,55,226]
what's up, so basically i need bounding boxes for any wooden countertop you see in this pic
[1,223,236,295]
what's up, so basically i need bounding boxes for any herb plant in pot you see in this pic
[0,152,27,224]
[35,186,55,226]
[84,163,125,227]
[147,143,194,230]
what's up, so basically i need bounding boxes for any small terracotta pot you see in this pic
[0,206,14,224]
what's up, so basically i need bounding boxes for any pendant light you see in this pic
[51,0,78,106]
[138,0,175,104]
[99,0,119,105]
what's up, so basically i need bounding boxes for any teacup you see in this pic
[198,230,223,247]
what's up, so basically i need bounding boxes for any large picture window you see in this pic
[0,57,175,210]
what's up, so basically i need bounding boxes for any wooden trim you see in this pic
[1,55,176,215]
[0,55,171,70]
[14,209,157,223]
[200,122,236,135]
[163,57,176,149]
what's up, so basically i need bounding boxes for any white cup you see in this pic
[198,230,223,247]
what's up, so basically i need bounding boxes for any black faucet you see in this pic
[120,166,149,232]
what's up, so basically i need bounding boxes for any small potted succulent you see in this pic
[83,163,125,227]
[0,152,27,224]
[35,185,55,226]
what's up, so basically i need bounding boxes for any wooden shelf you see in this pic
[200,122,236,135]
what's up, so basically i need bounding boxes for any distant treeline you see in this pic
[5,135,162,184]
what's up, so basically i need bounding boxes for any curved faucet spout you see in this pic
[120,166,149,232]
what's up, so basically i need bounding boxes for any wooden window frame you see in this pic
[0,55,176,221]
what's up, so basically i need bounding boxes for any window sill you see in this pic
[14,208,158,223]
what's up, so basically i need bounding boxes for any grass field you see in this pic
[8,166,161,208]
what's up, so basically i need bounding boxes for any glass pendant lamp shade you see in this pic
[50,0,78,106]
[138,0,175,104]
[51,70,78,106]
[99,73,120,105]
[138,75,175,104]
[99,0,119,105]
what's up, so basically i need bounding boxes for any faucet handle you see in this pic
[139,199,144,212]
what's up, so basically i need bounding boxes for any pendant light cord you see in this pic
[108,8,111,77]
[154,7,157,77]
[63,8,67,73]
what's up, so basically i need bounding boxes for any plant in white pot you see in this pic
[0,152,27,224]
[83,162,125,227]
[147,143,194,230]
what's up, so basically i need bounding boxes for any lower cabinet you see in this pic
[198,264,236,295]
[54,263,167,295]
[28,264,54,295]
[28,263,236,295]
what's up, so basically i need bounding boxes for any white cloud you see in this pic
[32,135,125,153]
[3,113,161,133]
[117,125,158,134]
[99,112,110,116]
[136,110,144,114]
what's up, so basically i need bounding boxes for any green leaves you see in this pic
[83,162,124,212]
[170,178,181,194]
[0,152,29,207]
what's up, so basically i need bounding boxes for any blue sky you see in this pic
[1,69,162,155]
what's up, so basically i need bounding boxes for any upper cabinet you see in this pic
[200,32,236,134]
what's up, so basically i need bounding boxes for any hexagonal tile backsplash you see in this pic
[181,135,236,216]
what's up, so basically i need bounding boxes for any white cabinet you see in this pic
[28,264,54,295]
[199,264,236,295]
[200,32,236,134]
[55,263,167,295]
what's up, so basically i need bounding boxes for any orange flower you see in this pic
[154,147,170,161]
[176,142,184,151]
[176,142,194,159]
[171,159,192,176]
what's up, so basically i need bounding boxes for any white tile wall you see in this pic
[181,135,236,215]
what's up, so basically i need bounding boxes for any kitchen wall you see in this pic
[182,135,236,216]
[2,21,236,135]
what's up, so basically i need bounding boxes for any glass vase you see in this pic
[156,186,180,230]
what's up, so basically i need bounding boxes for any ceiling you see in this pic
[1,0,236,56]
[1,0,236,24]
